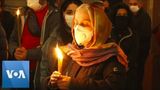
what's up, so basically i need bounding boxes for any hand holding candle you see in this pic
[49,45,71,89]
[55,44,63,73]
[49,44,63,85]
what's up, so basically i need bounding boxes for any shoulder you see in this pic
[139,9,151,20]
[48,5,60,14]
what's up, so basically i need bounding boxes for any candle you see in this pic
[16,9,20,16]
[16,8,21,46]
[55,44,63,73]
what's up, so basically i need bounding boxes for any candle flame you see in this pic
[16,9,20,16]
[55,44,63,60]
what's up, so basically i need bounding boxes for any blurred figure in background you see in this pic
[0,0,15,41]
[126,0,151,90]
[151,24,160,90]
[103,0,123,21]
[0,23,8,89]
[9,0,48,89]
[110,3,139,90]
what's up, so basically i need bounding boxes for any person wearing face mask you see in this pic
[102,0,123,22]
[39,0,82,90]
[47,3,128,90]
[9,0,66,89]
[110,3,139,90]
[125,0,151,90]
[60,0,83,44]
[9,0,48,89]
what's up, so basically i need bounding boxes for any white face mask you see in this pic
[74,25,93,46]
[27,0,42,11]
[130,5,140,13]
[64,14,74,28]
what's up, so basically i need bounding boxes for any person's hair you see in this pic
[111,2,132,24]
[61,0,82,13]
[91,1,104,9]
[60,0,82,27]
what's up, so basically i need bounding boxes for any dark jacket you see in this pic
[0,23,8,87]
[111,27,139,90]
[129,8,151,90]
[130,8,151,62]
[0,23,8,60]
[152,24,160,90]
[66,57,126,90]
[111,27,139,68]
[0,10,15,41]
[34,5,63,90]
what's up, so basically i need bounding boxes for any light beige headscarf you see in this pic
[72,4,112,48]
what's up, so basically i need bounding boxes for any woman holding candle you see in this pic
[48,3,128,90]
[40,0,82,89]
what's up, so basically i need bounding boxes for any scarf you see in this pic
[62,43,128,69]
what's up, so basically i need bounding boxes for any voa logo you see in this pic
[2,61,29,88]
[6,70,26,79]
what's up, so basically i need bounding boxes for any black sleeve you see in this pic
[141,13,151,42]
[40,8,64,88]
[128,30,139,68]
[8,19,19,58]
[27,47,42,60]
[0,23,8,87]
[139,12,151,61]
[0,24,8,60]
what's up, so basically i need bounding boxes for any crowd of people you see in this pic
[0,0,153,90]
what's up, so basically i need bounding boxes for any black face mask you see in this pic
[115,16,129,30]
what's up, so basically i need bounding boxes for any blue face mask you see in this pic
[115,16,129,30]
